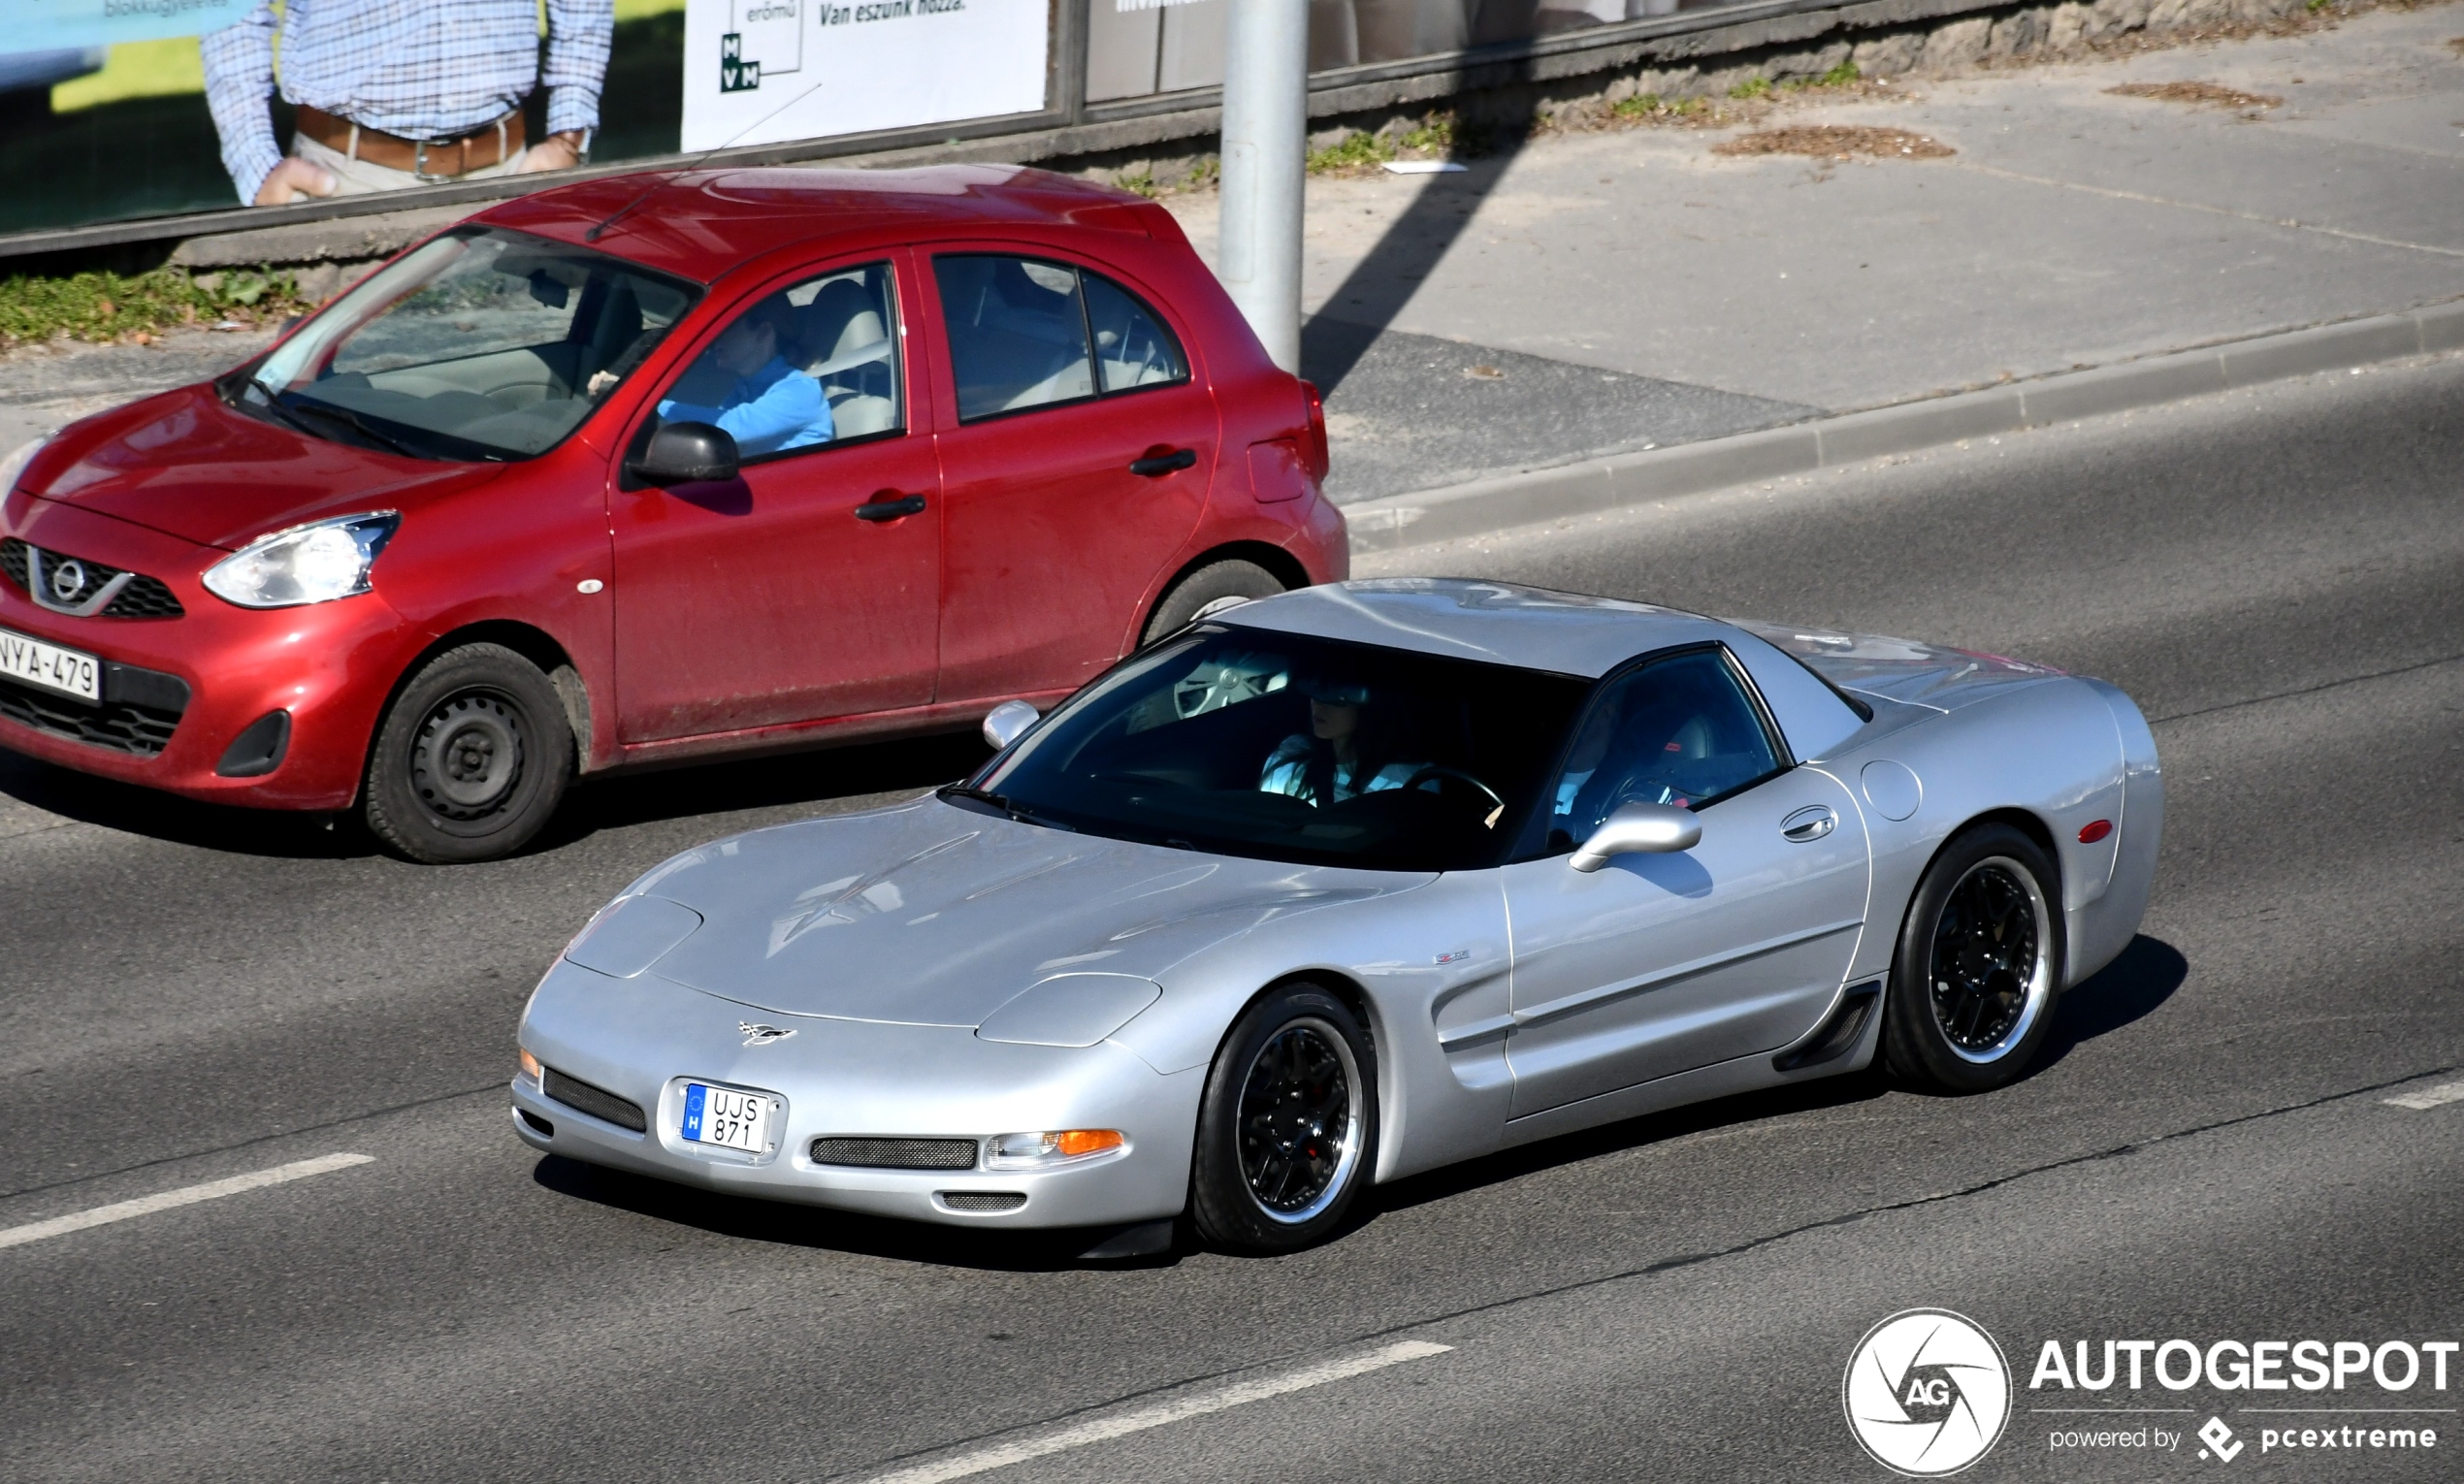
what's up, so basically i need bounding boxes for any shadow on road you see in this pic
[539,728,991,846]
[532,1154,1176,1272]
[2030,934,2188,1076]
[1298,119,1532,396]
[0,726,990,859]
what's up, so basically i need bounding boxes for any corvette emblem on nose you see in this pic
[738,1022,795,1047]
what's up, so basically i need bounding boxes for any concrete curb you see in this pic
[1342,299,2464,554]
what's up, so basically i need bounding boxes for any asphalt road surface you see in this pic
[4,355,2460,1483]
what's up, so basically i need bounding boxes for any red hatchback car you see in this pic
[0,165,1345,860]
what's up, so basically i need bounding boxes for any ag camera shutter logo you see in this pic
[1844,1308,2013,1475]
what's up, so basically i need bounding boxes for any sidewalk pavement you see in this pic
[1163,1,2464,504]
[5,4,2459,525]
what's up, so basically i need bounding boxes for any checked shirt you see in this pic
[201,0,614,205]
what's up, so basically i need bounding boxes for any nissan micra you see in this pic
[0,164,1344,860]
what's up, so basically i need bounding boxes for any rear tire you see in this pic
[1190,983,1378,1253]
[363,643,573,864]
[1141,559,1286,647]
[1882,823,2064,1093]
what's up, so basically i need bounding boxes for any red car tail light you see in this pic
[1298,380,1330,481]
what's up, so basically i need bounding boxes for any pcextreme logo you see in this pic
[1844,1308,2014,1476]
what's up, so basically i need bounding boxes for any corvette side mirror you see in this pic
[631,421,738,485]
[982,699,1039,750]
[1571,801,1702,871]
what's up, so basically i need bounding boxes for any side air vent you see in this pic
[810,1136,979,1170]
[1773,982,1883,1073]
[542,1067,648,1132]
[939,1192,1027,1212]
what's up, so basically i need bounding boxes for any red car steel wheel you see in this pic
[363,643,572,863]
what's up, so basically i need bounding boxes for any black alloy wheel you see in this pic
[1239,1021,1354,1216]
[1882,823,2064,1093]
[364,642,573,864]
[1191,983,1378,1252]
[1930,861,2040,1052]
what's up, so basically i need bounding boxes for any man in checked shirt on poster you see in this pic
[200,0,614,207]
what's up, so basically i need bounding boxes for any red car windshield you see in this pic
[234,227,700,461]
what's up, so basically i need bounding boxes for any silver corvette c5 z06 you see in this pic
[513,580,2160,1254]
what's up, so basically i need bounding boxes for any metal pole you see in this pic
[1218,0,1307,371]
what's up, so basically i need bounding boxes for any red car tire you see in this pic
[362,643,574,864]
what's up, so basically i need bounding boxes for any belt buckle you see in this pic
[412,139,454,183]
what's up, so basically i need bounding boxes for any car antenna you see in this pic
[585,77,832,242]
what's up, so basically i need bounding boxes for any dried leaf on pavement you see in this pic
[1712,125,1955,160]
[2106,80,2284,111]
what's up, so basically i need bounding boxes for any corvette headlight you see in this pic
[984,1130,1125,1170]
[203,511,399,608]
[0,434,49,497]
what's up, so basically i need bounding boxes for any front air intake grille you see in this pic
[810,1136,980,1170]
[940,1192,1027,1212]
[1,538,185,618]
[0,675,182,756]
[542,1067,647,1132]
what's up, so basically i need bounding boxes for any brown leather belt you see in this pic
[295,105,525,180]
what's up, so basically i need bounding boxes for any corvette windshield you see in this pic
[235,227,699,461]
[964,627,1590,870]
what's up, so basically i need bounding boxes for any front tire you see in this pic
[1190,983,1378,1253]
[363,643,573,864]
[1882,823,2064,1092]
[1141,559,1286,647]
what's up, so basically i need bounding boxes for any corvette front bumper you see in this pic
[512,959,1204,1229]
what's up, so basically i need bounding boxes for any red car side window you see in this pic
[648,261,903,465]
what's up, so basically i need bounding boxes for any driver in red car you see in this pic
[650,298,832,457]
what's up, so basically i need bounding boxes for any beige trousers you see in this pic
[293,131,526,197]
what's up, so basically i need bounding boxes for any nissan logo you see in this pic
[49,559,85,602]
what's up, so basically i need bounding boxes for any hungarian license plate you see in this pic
[681,1083,772,1152]
[0,625,100,703]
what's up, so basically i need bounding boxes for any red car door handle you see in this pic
[854,493,927,522]
[1128,448,1198,477]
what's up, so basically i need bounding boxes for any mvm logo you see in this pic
[721,33,762,92]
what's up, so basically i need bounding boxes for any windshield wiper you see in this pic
[280,397,427,460]
[936,784,1073,831]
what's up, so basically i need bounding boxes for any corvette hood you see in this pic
[1728,618,2066,713]
[622,797,1434,1026]
[16,385,503,550]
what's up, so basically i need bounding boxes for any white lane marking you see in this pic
[2384,1081,2464,1111]
[0,1153,373,1250]
[862,1339,1453,1484]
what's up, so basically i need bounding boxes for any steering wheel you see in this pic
[1401,765,1507,827]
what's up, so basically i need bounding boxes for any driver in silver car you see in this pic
[1257,680,1429,806]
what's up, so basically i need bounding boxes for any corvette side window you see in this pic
[1546,649,1782,852]
[648,261,902,462]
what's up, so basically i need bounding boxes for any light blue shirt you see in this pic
[1258,736,1422,806]
[657,356,833,458]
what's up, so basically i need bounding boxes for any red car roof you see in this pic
[476,164,1164,283]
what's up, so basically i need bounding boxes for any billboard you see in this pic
[679,0,1050,151]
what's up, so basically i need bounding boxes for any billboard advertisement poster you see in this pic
[679,0,1050,152]
[16,0,254,52]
